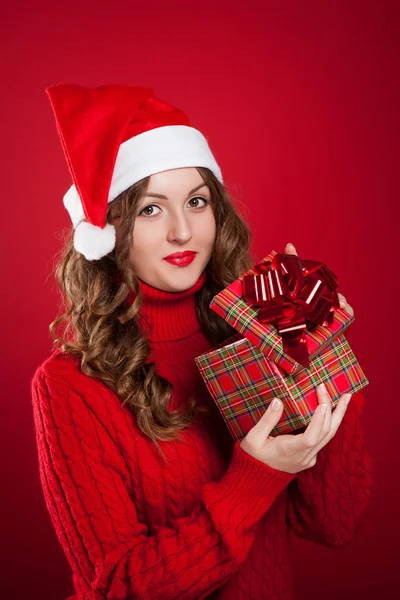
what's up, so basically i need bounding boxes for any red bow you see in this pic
[242,253,340,368]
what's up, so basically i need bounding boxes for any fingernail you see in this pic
[344,393,352,405]
[319,383,327,393]
[272,398,281,411]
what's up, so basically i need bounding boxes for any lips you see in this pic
[163,251,197,260]
[163,252,197,267]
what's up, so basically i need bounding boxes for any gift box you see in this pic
[194,250,369,439]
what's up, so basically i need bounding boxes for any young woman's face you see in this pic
[113,167,217,292]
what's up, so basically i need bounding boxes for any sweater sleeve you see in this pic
[31,367,295,600]
[285,390,374,547]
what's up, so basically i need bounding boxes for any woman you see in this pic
[31,84,374,600]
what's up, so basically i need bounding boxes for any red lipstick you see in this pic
[163,251,197,267]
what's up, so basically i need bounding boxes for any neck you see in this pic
[126,270,208,342]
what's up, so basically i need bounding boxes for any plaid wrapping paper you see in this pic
[210,250,355,376]
[194,249,369,439]
[194,331,369,439]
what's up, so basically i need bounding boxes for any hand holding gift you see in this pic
[240,381,352,474]
[240,243,356,473]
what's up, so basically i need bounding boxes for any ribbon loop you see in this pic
[242,253,340,368]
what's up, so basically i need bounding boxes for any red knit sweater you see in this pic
[31,270,374,600]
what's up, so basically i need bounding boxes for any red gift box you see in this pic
[194,250,369,439]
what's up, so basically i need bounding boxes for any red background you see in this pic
[2,1,398,598]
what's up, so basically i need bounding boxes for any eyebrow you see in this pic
[143,183,209,200]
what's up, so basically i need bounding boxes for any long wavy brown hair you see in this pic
[49,167,255,460]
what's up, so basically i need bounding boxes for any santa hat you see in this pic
[46,84,223,260]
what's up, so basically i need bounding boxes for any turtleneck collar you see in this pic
[126,270,208,342]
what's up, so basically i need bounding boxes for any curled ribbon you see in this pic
[242,253,340,368]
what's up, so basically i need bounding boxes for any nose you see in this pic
[166,210,193,244]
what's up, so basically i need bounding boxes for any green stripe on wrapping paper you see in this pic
[194,334,369,440]
[278,335,360,400]
[263,336,368,434]
[212,290,286,359]
[195,338,285,425]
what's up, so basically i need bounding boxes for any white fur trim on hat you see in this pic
[111,125,223,200]
[63,125,223,231]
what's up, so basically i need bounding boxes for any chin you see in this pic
[163,268,202,290]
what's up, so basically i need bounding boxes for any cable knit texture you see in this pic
[31,269,374,599]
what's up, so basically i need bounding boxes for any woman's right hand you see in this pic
[239,383,352,474]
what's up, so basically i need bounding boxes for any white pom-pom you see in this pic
[73,221,116,260]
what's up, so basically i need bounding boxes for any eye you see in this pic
[138,204,161,217]
[188,196,208,208]
[138,196,209,217]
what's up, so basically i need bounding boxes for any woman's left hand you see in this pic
[284,243,354,318]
